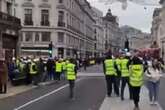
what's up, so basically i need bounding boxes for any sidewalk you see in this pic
[0,83,36,99]
[99,86,163,110]
[0,80,56,100]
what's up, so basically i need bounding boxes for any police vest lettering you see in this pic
[104,59,117,76]
[130,65,143,87]
[121,59,129,77]
[66,63,76,80]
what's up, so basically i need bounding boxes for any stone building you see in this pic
[121,25,152,50]
[0,0,21,61]
[15,0,95,58]
[102,9,124,53]
[92,7,104,57]
[150,0,165,59]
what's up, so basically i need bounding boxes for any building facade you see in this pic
[102,9,124,53]
[121,25,152,50]
[0,0,21,61]
[92,7,104,57]
[15,0,95,58]
[150,0,165,60]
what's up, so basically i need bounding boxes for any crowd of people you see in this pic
[103,50,165,110]
[0,56,102,94]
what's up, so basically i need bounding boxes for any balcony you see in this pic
[41,21,50,26]
[0,11,21,28]
[58,22,65,27]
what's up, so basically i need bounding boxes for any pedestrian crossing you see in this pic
[99,86,163,110]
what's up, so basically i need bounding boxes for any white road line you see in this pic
[14,79,81,110]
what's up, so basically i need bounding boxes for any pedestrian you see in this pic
[103,54,119,97]
[120,54,132,100]
[145,59,162,105]
[129,56,144,110]
[30,59,38,85]
[37,58,45,82]
[55,59,62,81]
[61,59,67,80]
[66,58,77,99]
[115,55,121,91]
[0,59,8,94]
[46,58,54,81]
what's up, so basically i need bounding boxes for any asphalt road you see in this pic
[0,76,106,110]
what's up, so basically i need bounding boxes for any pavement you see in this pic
[99,86,163,110]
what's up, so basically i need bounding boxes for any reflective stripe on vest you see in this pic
[130,64,143,87]
[56,62,62,72]
[104,59,117,76]
[121,59,129,77]
[66,63,76,80]
[30,62,37,75]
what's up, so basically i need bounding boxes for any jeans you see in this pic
[147,81,160,102]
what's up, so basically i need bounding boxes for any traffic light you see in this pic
[124,40,129,52]
[48,42,53,57]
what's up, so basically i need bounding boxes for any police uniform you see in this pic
[55,61,62,81]
[30,61,38,85]
[66,61,76,98]
[104,58,119,97]
[129,57,144,110]
[120,58,132,100]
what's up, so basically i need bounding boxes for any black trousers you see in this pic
[105,75,119,96]
[69,80,75,98]
[0,83,7,93]
[56,72,61,81]
[31,74,39,85]
[131,86,141,107]
[121,77,133,100]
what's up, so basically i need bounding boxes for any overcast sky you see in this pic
[87,0,160,33]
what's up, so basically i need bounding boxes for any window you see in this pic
[58,32,64,43]
[25,32,33,42]
[41,10,49,26]
[35,33,40,42]
[24,9,33,25]
[7,2,12,15]
[59,0,63,3]
[58,11,65,27]
[41,32,50,42]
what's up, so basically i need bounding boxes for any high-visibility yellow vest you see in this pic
[19,62,25,73]
[104,59,117,76]
[62,61,67,71]
[56,62,62,72]
[30,62,37,75]
[121,59,129,77]
[129,64,143,87]
[66,63,76,80]
[116,58,121,71]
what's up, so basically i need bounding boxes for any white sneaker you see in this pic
[149,101,154,105]
[153,101,159,105]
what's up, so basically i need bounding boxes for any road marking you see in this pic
[14,79,81,110]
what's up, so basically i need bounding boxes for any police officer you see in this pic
[55,59,62,81]
[115,55,121,90]
[120,54,132,100]
[30,59,38,85]
[62,59,67,80]
[66,59,77,99]
[129,56,144,110]
[103,54,119,97]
